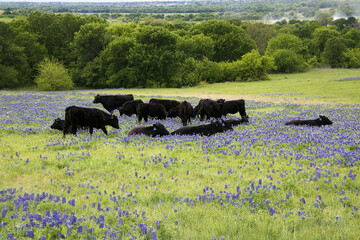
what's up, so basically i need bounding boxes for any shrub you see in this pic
[343,48,360,68]
[35,58,74,91]
[272,49,308,73]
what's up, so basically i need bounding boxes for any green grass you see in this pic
[1,69,359,239]
[78,69,360,105]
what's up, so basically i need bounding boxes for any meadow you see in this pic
[0,69,360,239]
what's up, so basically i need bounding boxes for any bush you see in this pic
[343,48,360,68]
[35,58,74,91]
[272,49,308,73]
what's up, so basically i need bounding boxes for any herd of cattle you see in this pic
[50,94,333,137]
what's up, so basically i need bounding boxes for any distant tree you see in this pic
[322,37,347,67]
[266,33,306,56]
[179,34,215,60]
[35,58,73,91]
[190,20,256,62]
[0,22,29,88]
[343,48,360,68]
[312,26,340,57]
[70,22,111,86]
[245,22,277,55]
[271,49,308,73]
[344,28,360,48]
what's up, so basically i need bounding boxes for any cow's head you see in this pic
[152,123,170,136]
[319,115,333,125]
[93,94,101,103]
[109,115,120,129]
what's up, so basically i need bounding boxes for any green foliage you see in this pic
[266,34,306,56]
[343,48,360,68]
[191,20,256,62]
[271,49,308,73]
[237,50,276,81]
[35,58,74,91]
[322,37,347,68]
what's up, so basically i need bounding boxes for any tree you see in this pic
[0,22,29,89]
[343,48,360,68]
[322,37,347,68]
[312,26,340,57]
[179,34,215,60]
[266,33,306,56]
[190,20,256,62]
[35,58,73,91]
[245,22,278,55]
[70,22,111,86]
[271,49,308,73]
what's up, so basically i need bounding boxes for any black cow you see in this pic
[224,116,249,127]
[218,99,248,118]
[171,120,233,136]
[149,99,180,112]
[136,103,167,122]
[50,118,65,131]
[118,99,144,117]
[285,115,333,126]
[51,118,90,132]
[193,99,222,120]
[93,94,134,113]
[63,106,119,137]
[128,123,170,137]
[167,101,194,126]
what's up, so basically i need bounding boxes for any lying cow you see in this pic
[193,99,222,120]
[93,94,134,113]
[128,123,170,137]
[136,103,167,122]
[285,115,333,126]
[167,101,194,126]
[63,106,119,137]
[171,120,233,136]
[118,99,144,117]
[218,99,248,118]
[149,98,180,112]
[224,116,249,127]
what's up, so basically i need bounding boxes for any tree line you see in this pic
[1,11,360,90]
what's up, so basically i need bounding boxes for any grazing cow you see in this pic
[63,106,119,137]
[93,94,134,113]
[224,116,249,127]
[219,99,248,118]
[128,123,170,137]
[167,101,194,126]
[285,115,333,126]
[118,99,144,117]
[149,99,180,112]
[51,118,90,132]
[193,99,222,120]
[136,103,167,122]
[50,118,65,131]
[171,120,233,136]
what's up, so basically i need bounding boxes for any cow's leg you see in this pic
[138,114,142,123]
[63,121,70,138]
[101,126,108,135]
[71,124,78,135]
[144,116,148,122]
[89,127,94,135]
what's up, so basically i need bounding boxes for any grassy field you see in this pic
[88,69,360,105]
[0,69,359,239]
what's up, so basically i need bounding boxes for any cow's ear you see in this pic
[319,115,323,120]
